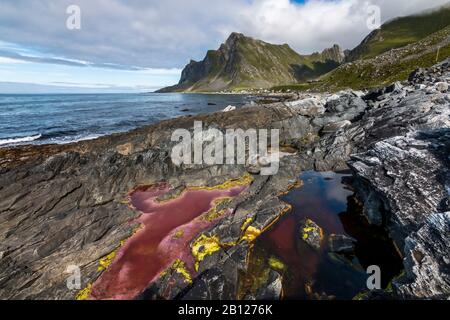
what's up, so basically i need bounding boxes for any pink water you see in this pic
[89,183,246,300]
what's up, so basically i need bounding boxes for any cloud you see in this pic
[0,0,448,69]
[234,0,450,53]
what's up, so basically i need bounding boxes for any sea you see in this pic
[0,93,250,147]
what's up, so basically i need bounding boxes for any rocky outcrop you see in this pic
[348,130,450,299]
[0,59,449,300]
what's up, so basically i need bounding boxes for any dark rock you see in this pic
[328,234,356,254]
[299,219,324,250]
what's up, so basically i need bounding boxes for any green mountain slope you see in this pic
[273,25,450,92]
[157,33,344,92]
[347,4,450,61]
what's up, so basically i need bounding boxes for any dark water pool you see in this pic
[242,171,403,300]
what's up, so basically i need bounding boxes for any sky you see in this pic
[0,0,448,93]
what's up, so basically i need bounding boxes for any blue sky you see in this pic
[0,0,447,93]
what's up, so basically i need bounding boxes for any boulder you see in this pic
[223,105,237,112]
[434,82,448,93]
[285,97,325,116]
[328,234,356,254]
[299,219,324,250]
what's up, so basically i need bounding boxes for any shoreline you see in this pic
[0,61,449,299]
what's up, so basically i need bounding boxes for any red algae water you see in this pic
[90,183,246,300]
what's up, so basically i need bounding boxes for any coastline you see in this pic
[0,61,449,300]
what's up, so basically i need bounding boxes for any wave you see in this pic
[47,133,104,144]
[0,134,42,146]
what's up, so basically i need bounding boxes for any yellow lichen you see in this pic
[268,256,285,271]
[191,173,253,191]
[191,234,221,271]
[171,259,193,284]
[300,219,324,248]
[241,226,262,243]
[172,229,185,240]
[241,217,254,231]
[202,197,231,222]
[98,240,126,272]
[75,284,92,300]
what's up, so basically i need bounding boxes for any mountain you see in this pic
[347,4,450,61]
[273,5,450,92]
[158,33,345,92]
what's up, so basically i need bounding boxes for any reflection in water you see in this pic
[245,171,403,300]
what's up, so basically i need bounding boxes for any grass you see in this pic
[271,25,450,93]
[350,5,450,61]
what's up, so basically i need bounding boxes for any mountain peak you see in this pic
[224,32,249,47]
[158,33,344,93]
[227,32,245,40]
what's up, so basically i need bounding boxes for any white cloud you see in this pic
[0,0,448,68]
[0,57,27,64]
[232,0,450,53]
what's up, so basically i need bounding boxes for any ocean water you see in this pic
[0,93,249,147]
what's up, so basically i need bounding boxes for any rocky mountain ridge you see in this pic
[158,32,345,92]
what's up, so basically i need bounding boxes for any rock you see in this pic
[325,92,366,114]
[395,212,450,299]
[415,84,426,90]
[246,165,261,175]
[0,59,449,300]
[328,234,356,254]
[425,87,437,94]
[285,97,325,116]
[254,270,283,300]
[321,120,351,133]
[299,219,324,250]
[348,129,450,299]
[223,105,237,112]
[434,82,448,93]
[385,81,403,94]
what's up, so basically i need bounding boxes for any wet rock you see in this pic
[299,219,324,250]
[328,234,356,254]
